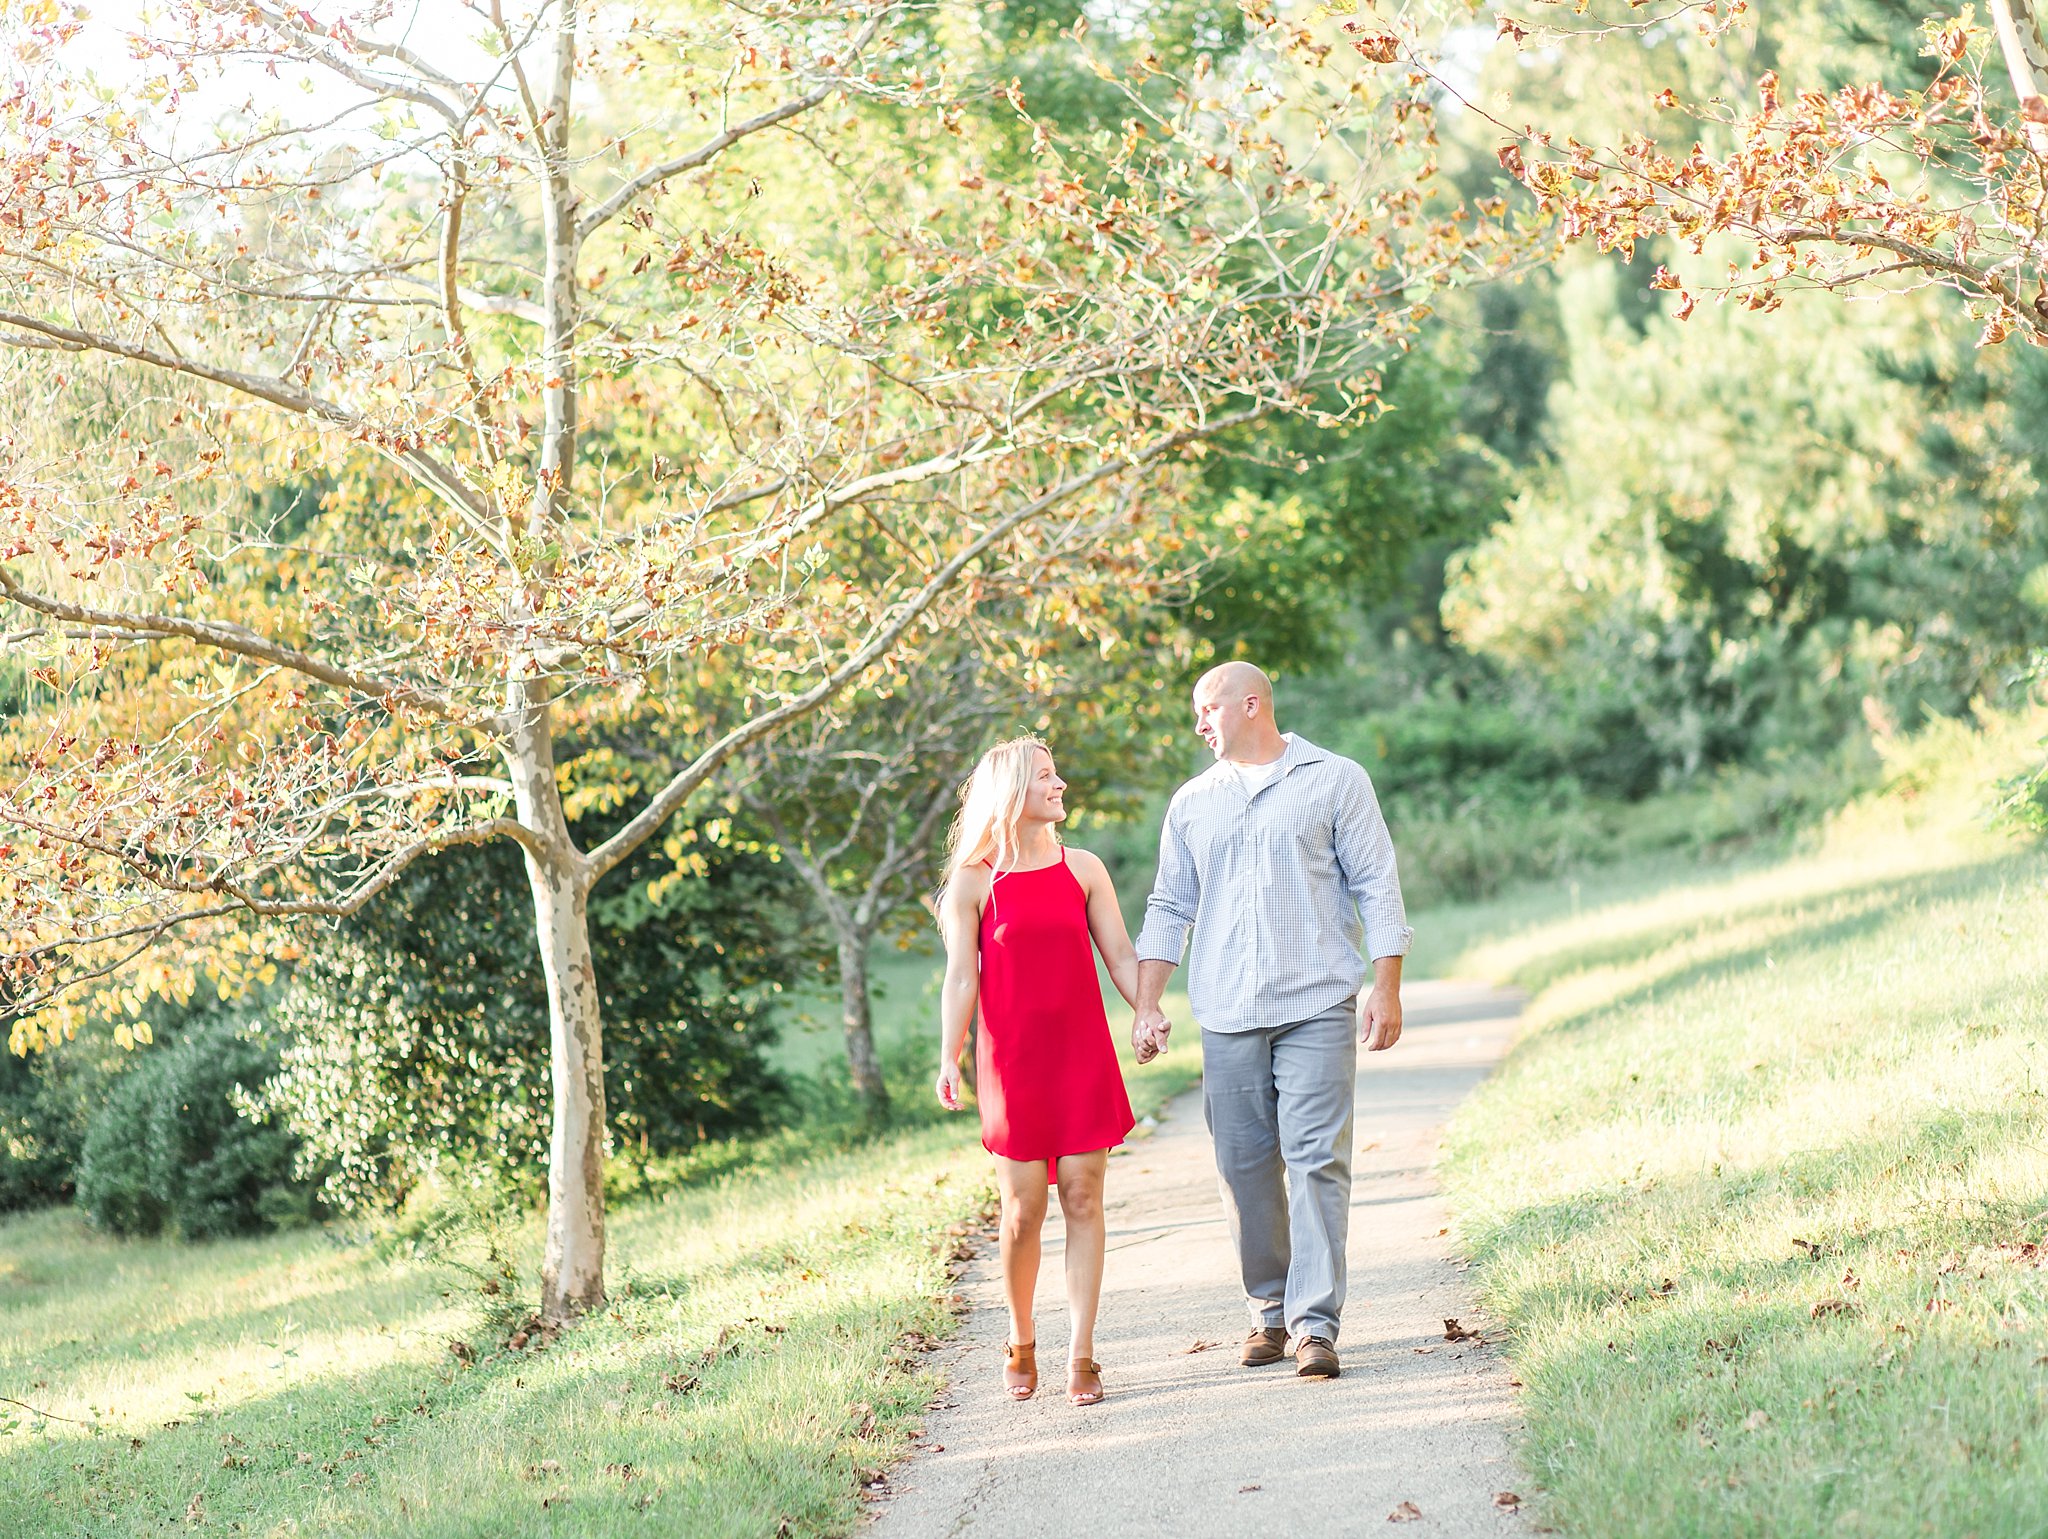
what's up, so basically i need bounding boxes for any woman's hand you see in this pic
[935,1060,964,1111]
[1132,1007,1172,1064]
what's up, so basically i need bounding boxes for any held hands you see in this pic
[935,1060,963,1111]
[1131,1007,1172,1064]
[1360,984,1403,1052]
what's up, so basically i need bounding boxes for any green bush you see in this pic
[0,1034,118,1212]
[260,817,811,1211]
[74,1013,312,1239]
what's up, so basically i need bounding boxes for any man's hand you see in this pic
[1360,984,1403,1052]
[1132,1006,1172,1063]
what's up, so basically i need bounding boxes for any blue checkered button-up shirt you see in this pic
[1134,733,1412,1033]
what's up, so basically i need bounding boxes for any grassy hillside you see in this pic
[1433,715,2048,1538]
[0,992,1199,1539]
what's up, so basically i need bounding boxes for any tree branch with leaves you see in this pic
[1,0,1516,1321]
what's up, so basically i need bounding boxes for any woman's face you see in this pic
[1020,747,1068,825]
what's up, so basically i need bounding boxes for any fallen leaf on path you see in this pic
[1443,1318,1482,1342]
[1494,1491,1522,1509]
[1239,1484,1262,1493]
[1179,1339,1223,1354]
[1389,1500,1423,1522]
[1412,1345,1435,1354]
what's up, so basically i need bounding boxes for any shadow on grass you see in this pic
[2,1167,972,1539]
[1499,848,2039,1004]
[1511,851,2047,1029]
[1466,1109,2048,1537]
[1464,1104,2048,1300]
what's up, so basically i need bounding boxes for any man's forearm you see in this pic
[1370,954,1403,993]
[1136,959,1176,1014]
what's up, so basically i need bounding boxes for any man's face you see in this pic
[1192,684,1249,760]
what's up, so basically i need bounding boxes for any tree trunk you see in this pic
[834,930,891,1122]
[1992,0,2048,155]
[505,685,607,1324]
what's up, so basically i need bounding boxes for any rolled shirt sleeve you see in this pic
[1134,798,1200,965]
[1332,762,1413,960]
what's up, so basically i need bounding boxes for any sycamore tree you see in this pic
[736,647,1002,1121]
[736,573,1192,1122]
[0,0,1514,1320]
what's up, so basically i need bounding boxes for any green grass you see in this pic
[0,968,1200,1538]
[766,937,949,1084]
[1431,714,2048,1538]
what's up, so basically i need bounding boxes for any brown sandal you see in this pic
[1004,1341,1038,1400]
[1067,1358,1104,1407]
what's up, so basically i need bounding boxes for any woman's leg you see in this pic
[1055,1149,1109,1365]
[993,1155,1050,1347]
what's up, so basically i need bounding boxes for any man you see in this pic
[1132,660,1410,1380]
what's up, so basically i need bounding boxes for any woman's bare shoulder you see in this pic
[1063,846,1111,884]
[942,863,993,913]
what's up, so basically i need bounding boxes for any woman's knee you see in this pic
[1000,1193,1047,1243]
[1057,1179,1104,1224]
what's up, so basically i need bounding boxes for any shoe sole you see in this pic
[1241,1353,1288,1367]
[1296,1360,1340,1378]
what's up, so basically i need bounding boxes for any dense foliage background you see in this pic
[2,0,2043,1235]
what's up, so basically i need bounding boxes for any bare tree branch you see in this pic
[584,405,1265,881]
[0,308,505,547]
[576,7,892,241]
[0,567,484,728]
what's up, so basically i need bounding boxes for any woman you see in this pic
[935,736,1145,1408]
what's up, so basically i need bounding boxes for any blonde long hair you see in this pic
[941,735,1053,900]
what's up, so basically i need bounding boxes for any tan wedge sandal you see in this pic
[1003,1341,1038,1400]
[1066,1358,1104,1407]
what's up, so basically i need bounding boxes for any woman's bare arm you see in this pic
[1071,849,1141,1011]
[935,868,988,1107]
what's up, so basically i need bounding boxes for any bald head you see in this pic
[1197,661,1274,709]
[1191,660,1285,763]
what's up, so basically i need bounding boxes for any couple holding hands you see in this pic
[934,661,1412,1407]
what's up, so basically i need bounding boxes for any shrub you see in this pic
[0,1034,113,1211]
[260,817,811,1211]
[74,1012,311,1239]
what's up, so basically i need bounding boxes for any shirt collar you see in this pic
[1199,732,1325,787]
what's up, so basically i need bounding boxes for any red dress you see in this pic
[975,852,1136,1176]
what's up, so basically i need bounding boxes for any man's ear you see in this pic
[1243,695,1263,719]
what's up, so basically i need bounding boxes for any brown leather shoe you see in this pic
[1295,1336,1340,1378]
[1241,1326,1289,1367]
[1004,1341,1037,1400]
[1067,1358,1105,1407]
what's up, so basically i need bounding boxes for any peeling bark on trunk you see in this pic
[1992,0,2048,155]
[529,857,606,1321]
[834,930,891,1122]
[505,684,606,1324]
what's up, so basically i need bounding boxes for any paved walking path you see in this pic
[870,980,1533,1539]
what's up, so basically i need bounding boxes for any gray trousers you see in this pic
[1201,999,1357,1344]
